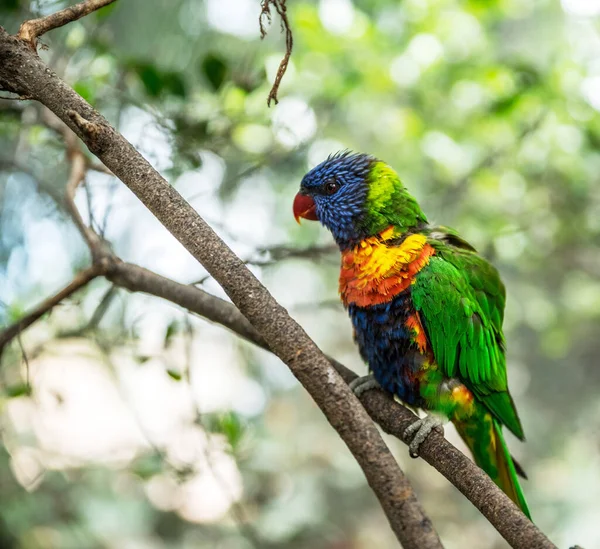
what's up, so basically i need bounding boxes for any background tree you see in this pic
[0,0,599,548]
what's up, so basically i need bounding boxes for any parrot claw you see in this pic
[348,374,381,398]
[404,415,445,458]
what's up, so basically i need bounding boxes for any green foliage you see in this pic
[204,411,245,451]
[132,63,187,99]
[73,80,96,105]
[200,54,228,91]
[4,383,32,398]
[131,453,165,480]
[0,0,19,13]
[95,1,117,20]
[163,320,179,347]
[166,369,182,381]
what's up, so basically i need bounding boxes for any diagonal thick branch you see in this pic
[109,261,557,549]
[0,11,562,548]
[0,24,440,549]
[0,89,556,549]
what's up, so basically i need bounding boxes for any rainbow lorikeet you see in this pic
[293,152,530,518]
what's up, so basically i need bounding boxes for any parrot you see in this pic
[292,151,530,519]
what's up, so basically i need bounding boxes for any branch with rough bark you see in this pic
[0,4,566,548]
[0,249,558,548]
[17,0,117,49]
[56,111,112,260]
[108,261,555,549]
[0,14,440,549]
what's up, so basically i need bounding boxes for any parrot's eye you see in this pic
[324,178,340,195]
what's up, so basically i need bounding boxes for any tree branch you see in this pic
[107,260,557,549]
[51,108,112,261]
[109,262,267,348]
[250,243,337,267]
[0,26,442,549]
[0,14,565,549]
[17,0,117,50]
[0,264,105,356]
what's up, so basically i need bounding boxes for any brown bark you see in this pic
[108,261,556,549]
[17,0,117,49]
[0,25,441,549]
[0,4,564,545]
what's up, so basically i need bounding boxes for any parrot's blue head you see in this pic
[294,151,427,249]
[293,151,375,249]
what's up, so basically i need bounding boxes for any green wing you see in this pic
[412,234,524,440]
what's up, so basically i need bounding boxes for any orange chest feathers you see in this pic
[339,228,435,308]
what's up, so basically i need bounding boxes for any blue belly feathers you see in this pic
[348,292,425,406]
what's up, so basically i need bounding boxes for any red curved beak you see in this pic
[293,193,318,223]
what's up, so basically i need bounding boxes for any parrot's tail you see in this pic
[454,411,531,520]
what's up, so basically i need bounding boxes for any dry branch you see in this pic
[0,25,441,549]
[17,0,117,49]
[59,112,111,260]
[110,263,267,347]
[0,264,105,356]
[0,8,565,549]
[108,261,556,549]
[259,0,293,106]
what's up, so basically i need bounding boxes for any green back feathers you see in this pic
[412,238,524,440]
[364,163,427,235]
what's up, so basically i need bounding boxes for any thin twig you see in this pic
[0,93,33,101]
[42,107,111,261]
[16,334,31,391]
[86,284,117,330]
[250,243,337,266]
[59,284,118,338]
[17,0,117,50]
[88,161,113,176]
[189,244,338,286]
[0,264,105,357]
[259,0,293,106]
[189,274,212,287]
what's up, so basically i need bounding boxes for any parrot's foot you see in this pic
[404,414,445,458]
[348,374,381,398]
